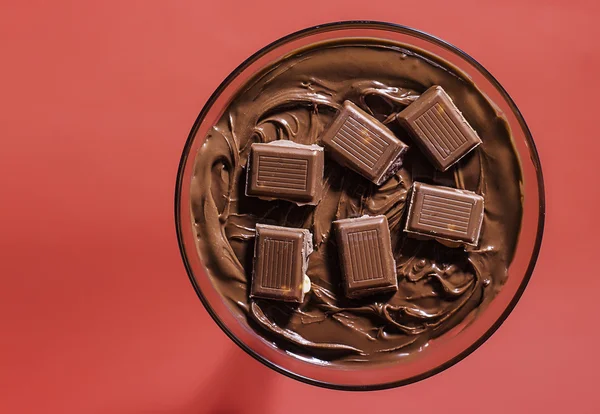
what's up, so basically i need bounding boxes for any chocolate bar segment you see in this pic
[397,86,481,171]
[334,216,397,299]
[251,224,312,303]
[405,182,484,246]
[321,101,409,185]
[246,141,324,205]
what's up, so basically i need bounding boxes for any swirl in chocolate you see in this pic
[189,38,523,365]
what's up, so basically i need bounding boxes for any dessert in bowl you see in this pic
[175,22,544,389]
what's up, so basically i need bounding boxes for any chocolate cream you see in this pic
[188,38,523,365]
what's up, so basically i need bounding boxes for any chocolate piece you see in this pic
[405,182,484,246]
[246,141,324,205]
[320,101,408,185]
[334,216,397,299]
[397,86,482,171]
[251,224,312,303]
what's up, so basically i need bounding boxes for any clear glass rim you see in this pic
[174,20,546,391]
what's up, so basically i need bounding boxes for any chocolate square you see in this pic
[405,182,484,246]
[334,215,397,299]
[246,141,324,205]
[251,224,312,303]
[320,101,409,185]
[397,86,481,171]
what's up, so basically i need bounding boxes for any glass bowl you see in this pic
[175,21,545,390]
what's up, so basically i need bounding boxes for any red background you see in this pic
[1,1,599,413]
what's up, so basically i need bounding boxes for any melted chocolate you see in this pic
[188,38,523,366]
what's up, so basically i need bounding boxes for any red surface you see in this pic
[1,1,599,413]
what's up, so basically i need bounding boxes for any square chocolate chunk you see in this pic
[397,86,481,171]
[251,224,313,303]
[405,182,484,246]
[321,101,409,185]
[334,215,398,299]
[246,141,324,205]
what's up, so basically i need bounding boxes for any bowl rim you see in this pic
[174,20,546,391]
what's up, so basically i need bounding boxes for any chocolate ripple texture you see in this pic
[189,39,523,366]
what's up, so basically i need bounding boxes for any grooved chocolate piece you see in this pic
[397,86,481,171]
[405,182,484,246]
[334,216,397,299]
[246,141,324,205]
[251,224,313,303]
[320,101,409,185]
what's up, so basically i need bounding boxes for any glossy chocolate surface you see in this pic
[188,38,523,366]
